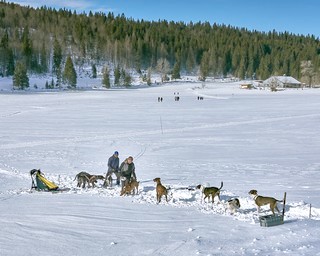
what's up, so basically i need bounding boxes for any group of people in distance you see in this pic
[105,151,137,188]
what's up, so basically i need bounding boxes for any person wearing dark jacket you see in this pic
[105,151,120,186]
[120,156,136,188]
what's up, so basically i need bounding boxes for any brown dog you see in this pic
[88,175,105,188]
[153,177,168,203]
[196,182,223,204]
[248,189,283,215]
[120,179,139,196]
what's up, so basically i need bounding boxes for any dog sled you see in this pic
[30,169,59,191]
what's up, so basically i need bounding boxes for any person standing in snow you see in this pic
[104,151,120,186]
[120,156,136,188]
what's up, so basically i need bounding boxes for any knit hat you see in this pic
[114,151,119,155]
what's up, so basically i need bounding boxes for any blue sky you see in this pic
[11,0,320,38]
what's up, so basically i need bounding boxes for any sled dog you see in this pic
[248,189,282,215]
[120,178,139,196]
[153,177,168,203]
[74,172,104,188]
[196,182,223,204]
[226,198,241,213]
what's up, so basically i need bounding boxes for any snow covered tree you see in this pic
[13,62,29,90]
[300,60,315,87]
[63,56,77,88]
[156,58,170,83]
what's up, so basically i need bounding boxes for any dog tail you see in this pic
[219,181,223,190]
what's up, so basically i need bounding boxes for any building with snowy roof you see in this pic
[263,76,302,89]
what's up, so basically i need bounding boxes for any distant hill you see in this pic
[1,1,320,85]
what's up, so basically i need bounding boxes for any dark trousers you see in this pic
[105,169,120,186]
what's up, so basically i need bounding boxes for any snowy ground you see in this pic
[1,80,320,256]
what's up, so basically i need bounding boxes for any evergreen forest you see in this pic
[1,1,320,87]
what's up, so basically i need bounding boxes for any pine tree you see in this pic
[92,63,97,78]
[13,61,29,90]
[6,48,14,76]
[114,65,121,86]
[1,2,320,80]
[186,46,196,74]
[171,60,181,80]
[102,66,110,88]
[0,30,14,76]
[199,51,210,81]
[40,42,48,73]
[21,26,32,69]
[147,67,152,86]
[120,68,126,86]
[56,67,62,88]
[50,78,55,89]
[124,71,132,87]
[53,38,62,75]
[0,30,8,76]
[63,56,77,88]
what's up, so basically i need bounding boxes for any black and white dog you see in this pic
[226,198,241,213]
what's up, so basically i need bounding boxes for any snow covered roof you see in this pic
[264,76,301,85]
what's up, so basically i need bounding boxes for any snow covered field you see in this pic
[1,81,320,256]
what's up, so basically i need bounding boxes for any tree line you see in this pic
[1,1,320,89]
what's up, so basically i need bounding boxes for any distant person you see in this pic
[105,151,120,186]
[120,156,136,188]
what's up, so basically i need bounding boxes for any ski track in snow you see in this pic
[1,171,319,223]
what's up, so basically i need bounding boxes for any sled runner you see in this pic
[30,169,59,191]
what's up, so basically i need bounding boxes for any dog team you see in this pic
[74,151,283,215]
[74,151,139,196]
